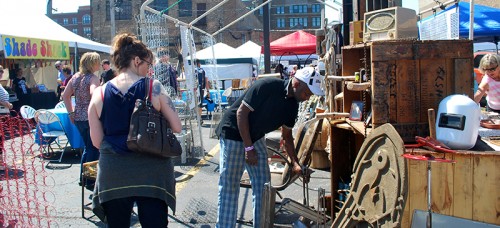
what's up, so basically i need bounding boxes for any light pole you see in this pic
[110,0,116,38]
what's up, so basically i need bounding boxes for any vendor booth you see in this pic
[0,10,111,110]
[191,42,257,89]
[262,30,318,68]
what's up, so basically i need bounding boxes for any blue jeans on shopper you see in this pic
[75,120,99,186]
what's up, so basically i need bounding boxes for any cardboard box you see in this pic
[349,20,364,45]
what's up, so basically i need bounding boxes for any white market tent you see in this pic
[0,10,110,53]
[190,43,257,85]
[0,10,111,91]
[235,41,261,62]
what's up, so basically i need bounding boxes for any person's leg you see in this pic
[102,197,134,228]
[136,196,169,227]
[245,137,270,228]
[216,138,245,228]
[75,121,99,186]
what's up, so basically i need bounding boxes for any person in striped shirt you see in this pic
[0,66,13,110]
[0,65,13,172]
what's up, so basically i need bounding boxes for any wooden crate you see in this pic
[402,148,500,227]
[342,40,473,142]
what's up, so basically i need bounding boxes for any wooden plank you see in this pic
[392,123,428,143]
[454,58,474,97]
[396,59,419,123]
[370,40,473,61]
[472,154,500,224]
[430,153,454,215]
[452,153,473,220]
[402,161,412,228]
[329,126,353,220]
[341,47,363,76]
[419,58,447,122]
[407,157,429,225]
[371,61,393,124]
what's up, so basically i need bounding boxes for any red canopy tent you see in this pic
[262,30,317,56]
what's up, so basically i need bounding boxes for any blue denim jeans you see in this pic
[75,120,99,185]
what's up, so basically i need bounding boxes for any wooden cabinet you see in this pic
[341,40,473,142]
[329,40,475,223]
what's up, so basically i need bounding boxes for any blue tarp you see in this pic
[444,2,500,43]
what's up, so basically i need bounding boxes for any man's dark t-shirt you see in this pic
[216,78,298,143]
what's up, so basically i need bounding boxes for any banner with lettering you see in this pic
[2,35,70,60]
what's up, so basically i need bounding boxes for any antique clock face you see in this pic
[366,12,395,31]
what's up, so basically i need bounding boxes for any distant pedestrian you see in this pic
[215,66,324,227]
[55,61,65,99]
[100,59,115,84]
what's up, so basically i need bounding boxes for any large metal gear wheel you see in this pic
[333,123,408,227]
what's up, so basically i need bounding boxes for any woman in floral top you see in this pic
[62,52,101,188]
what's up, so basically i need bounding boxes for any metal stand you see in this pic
[402,153,455,228]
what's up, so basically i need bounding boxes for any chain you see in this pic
[362,42,370,138]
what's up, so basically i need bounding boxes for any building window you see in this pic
[106,0,132,20]
[195,3,207,26]
[151,0,169,13]
[312,17,321,27]
[276,6,284,14]
[289,18,307,28]
[84,27,91,35]
[276,18,285,28]
[312,4,321,13]
[290,5,307,13]
[82,14,91,24]
[178,0,192,17]
[72,18,78,24]
[259,7,263,15]
[63,18,68,25]
[72,28,78,34]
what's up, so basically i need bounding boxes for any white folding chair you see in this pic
[35,110,68,162]
[19,105,37,133]
[54,101,66,109]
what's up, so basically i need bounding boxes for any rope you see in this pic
[159,0,183,15]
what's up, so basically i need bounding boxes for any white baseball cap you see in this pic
[294,66,324,96]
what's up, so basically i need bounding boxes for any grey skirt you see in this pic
[92,140,176,220]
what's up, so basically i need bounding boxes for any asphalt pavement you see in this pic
[0,115,332,227]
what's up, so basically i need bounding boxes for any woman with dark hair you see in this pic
[88,33,181,226]
[61,65,73,90]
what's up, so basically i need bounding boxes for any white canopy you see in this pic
[236,41,261,61]
[194,43,239,60]
[0,10,110,53]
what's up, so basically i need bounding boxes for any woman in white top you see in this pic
[474,54,500,112]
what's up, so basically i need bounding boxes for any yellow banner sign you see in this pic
[3,35,70,60]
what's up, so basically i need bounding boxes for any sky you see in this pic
[3,0,90,15]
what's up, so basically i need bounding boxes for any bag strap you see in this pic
[144,77,153,103]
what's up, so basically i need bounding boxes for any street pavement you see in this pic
[1,115,332,227]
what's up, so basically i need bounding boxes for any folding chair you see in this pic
[35,110,69,162]
[54,101,66,109]
[19,105,37,133]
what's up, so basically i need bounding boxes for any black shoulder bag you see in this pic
[127,78,182,158]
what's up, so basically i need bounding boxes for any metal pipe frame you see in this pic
[212,0,273,37]
[189,0,230,27]
[419,0,459,15]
